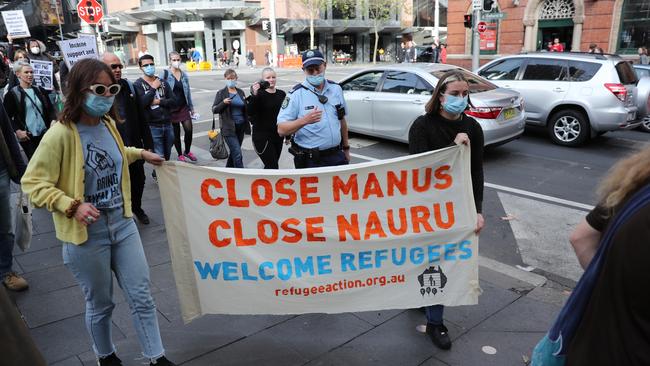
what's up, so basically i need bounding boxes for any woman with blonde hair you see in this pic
[533,145,650,365]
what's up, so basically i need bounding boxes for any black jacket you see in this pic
[3,85,56,134]
[133,77,176,125]
[212,87,250,136]
[0,104,26,183]
[115,78,153,150]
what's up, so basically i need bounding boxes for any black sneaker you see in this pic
[97,353,122,366]
[150,355,177,366]
[134,210,150,225]
[426,323,452,350]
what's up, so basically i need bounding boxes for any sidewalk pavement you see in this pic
[7,148,571,366]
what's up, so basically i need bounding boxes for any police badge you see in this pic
[282,96,290,109]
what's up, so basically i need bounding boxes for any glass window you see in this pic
[479,58,524,81]
[615,61,638,85]
[381,71,432,95]
[568,61,602,81]
[618,0,650,54]
[635,67,650,79]
[341,71,384,92]
[431,69,496,94]
[522,58,568,81]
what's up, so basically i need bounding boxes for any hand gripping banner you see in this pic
[157,145,480,323]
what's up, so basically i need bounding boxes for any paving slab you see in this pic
[476,296,560,333]
[352,308,405,326]
[17,285,86,328]
[50,356,83,366]
[13,264,76,295]
[13,246,63,272]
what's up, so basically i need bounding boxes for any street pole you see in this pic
[269,0,278,67]
[52,0,64,41]
[471,9,480,72]
[433,0,439,39]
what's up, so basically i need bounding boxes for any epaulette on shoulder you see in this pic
[289,83,305,94]
[327,79,338,85]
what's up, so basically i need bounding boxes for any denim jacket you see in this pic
[160,69,194,110]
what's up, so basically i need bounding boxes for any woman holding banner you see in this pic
[20,59,176,366]
[408,70,485,350]
[3,61,56,159]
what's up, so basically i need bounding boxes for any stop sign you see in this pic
[77,0,103,25]
[477,21,488,33]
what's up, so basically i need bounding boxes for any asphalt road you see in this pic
[122,65,650,285]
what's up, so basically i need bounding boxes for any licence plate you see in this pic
[502,108,516,120]
[627,111,637,121]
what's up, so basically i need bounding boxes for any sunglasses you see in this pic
[110,64,124,70]
[88,83,121,96]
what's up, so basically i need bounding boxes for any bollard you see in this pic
[0,286,46,366]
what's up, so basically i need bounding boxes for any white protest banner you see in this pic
[1,10,30,38]
[157,146,479,322]
[59,37,98,68]
[30,60,53,91]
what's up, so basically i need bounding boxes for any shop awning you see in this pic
[115,4,259,24]
[108,23,140,33]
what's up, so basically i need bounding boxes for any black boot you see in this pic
[150,355,177,366]
[98,353,122,366]
[426,323,452,350]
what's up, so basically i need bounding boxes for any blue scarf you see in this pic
[531,183,650,366]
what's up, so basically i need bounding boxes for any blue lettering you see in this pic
[391,247,406,265]
[241,263,258,281]
[459,240,472,259]
[222,262,239,281]
[194,261,221,279]
[317,255,332,274]
[428,245,441,263]
[294,256,315,278]
[410,247,424,264]
[259,262,274,280]
[375,249,388,268]
[443,243,457,261]
[358,251,373,270]
[277,259,292,281]
[341,253,356,272]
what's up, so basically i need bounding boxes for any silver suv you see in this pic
[478,53,646,146]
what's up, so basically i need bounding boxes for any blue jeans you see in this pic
[150,124,175,161]
[425,305,444,325]
[62,208,164,359]
[225,122,246,168]
[0,166,14,278]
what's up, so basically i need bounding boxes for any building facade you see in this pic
[446,0,648,68]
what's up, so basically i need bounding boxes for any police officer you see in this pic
[277,49,350,168]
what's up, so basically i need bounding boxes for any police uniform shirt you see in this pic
[277,80,348,150]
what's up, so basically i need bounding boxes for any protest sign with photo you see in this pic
[1,10,30,38]
[157,145,480,323]
[59,37,98,68]
[30,60,53,90]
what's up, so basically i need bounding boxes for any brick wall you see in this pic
[581,0,615,52]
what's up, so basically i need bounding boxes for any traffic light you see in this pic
[463,14,473,28]
[483,0,494,11]
[262,20,272,40]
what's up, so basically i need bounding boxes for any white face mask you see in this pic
[171,61,181,69]
[30,47,40,54]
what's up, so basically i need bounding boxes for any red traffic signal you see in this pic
[463,14,473,29]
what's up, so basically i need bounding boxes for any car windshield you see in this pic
[430,69,496,93]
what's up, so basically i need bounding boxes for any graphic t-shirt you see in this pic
[77,121,123,209]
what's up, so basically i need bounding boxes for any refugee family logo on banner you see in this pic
[30,60,53,91]
[157,145,480,323]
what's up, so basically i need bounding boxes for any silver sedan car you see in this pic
[340,64,525,146]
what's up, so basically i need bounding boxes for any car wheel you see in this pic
[547,110,589,147]
[639,115,650,133]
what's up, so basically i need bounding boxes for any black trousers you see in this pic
[253,136,283,169]
[129,160,145,213]
[294,150,348,169]
[20,135,43,160]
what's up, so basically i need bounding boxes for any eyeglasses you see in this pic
[110,64,123,70]
[88,83,121,96]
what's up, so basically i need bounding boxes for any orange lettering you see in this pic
[258,220,279,244]
[337,214,360,241]
[412,168,432,192]
[410,205,434,233]
[251,179,273,206]
[201,179,224,206]
[300,176,320,204]
[434,165,452,190]
[434,202,455,229]
[387,170,408,196]
[227,179,249,207]
[208,220,231,247]
[234,218,255,246]
[281,218,302,243]
[276,178,297,206]
[387,208,408,235]
[306,216,326,242]
[362,173,384,199]
[364,211,387,240]
[332,174,358,202]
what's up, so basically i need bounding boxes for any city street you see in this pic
[10,65,650,366]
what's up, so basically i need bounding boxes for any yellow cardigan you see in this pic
[21,117,143,245]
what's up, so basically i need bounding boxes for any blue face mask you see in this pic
[226,80,237,88]
[83,93,115,117]
[442,94,468,115]
[306,73,325,86]
[142,65,155,77]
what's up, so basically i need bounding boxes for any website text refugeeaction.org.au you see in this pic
[274,274,406,297]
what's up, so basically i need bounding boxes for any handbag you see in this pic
[11,189,32,252]
[208,114,229,160]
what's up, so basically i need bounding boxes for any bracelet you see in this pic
[341,145,350,150]
[65,199,82,218]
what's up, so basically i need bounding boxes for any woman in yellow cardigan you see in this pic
[21,59,176,366]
